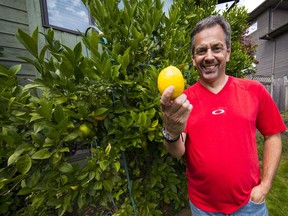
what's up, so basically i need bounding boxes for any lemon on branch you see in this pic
[79,123,91,136]
[157,66,185,99]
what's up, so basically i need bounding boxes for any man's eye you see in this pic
[212,47,223,52]
[196,49,206,55]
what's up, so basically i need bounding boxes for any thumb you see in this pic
[161,86,174,104]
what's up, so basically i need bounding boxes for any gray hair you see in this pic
[190,15,231,54]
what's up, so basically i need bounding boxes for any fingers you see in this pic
[167,94,190,113]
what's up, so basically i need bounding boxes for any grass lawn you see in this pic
[266,133,288,216]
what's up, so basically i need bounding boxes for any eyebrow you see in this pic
[196,42,225,49]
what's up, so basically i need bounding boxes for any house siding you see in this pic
[275,33,288,78]
[250,7,288,78]
[0,0,86,85]
[250,11,274,77]
[272,8,288,29]
[0,0,35,84]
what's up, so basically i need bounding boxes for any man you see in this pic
[160,15,286,215]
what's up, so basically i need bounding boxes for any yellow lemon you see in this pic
[157,66,185,99]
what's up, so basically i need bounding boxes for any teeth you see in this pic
[205,65,216,69]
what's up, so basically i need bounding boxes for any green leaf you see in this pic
[77,194,85,210]
[59,194,71,216]
[94,107,108,116]
[73,42,82,61]
[43,125,61,140]
[0,64,9,76]
[37,100,53,120]
[76,172,89,181]
[17,187,32,195]
[63,131,80,142]
[54,105,65,123]
[59,147,70,153]
[50,151,62,165]
[56,118,69,131]
[31,132,45,146]
[121,47,131,73]
[103,180,113,192]
[9,65,22,76]
[58,162,73,173]
[151,119,159,127]
[89,171,95,181]
[60,175,68,185]
[8,149,24,166]
[16,154,32,174]
[148,132,155,141]
[16,28,38,58]
[93,181,102,190]
[113,161,121,172]
[31,149,51,160]
[99,160,109,171]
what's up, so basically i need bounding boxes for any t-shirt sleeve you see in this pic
[256,83,286,136]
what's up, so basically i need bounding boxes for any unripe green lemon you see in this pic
[79,124,91,136]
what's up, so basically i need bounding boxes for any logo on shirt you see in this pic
[212,108,225,115]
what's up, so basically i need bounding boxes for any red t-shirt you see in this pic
[184,76,286,214]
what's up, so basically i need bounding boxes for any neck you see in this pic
[200,75,228,94]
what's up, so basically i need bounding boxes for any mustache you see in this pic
[202,61,218,67]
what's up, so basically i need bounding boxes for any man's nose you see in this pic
[205,49,214,60]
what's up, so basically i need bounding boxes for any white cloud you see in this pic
[238,0,265,12]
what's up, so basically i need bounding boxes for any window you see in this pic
[40,0,92,34]
[247,21,258,35]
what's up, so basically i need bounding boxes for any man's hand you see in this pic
[160,86,192,137]
[250,183,269,203]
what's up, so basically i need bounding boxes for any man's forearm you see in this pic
[163,133,186,159]
[261,133,282,192]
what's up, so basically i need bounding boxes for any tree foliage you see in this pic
[0,0,256,215]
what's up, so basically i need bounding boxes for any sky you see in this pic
[217,0,265,13]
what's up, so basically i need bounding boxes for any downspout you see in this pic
[269,0,282,97]
[271,37,276,97]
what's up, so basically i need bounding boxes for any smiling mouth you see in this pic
[202,64,217,73]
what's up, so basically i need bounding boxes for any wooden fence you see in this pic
[250,75,288,112]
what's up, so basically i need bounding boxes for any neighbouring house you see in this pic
[0,0,91,85]
[247,0,288,111]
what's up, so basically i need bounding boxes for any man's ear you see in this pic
[192,55,196,67]
[226,48,231,62]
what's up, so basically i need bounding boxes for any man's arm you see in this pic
[250,133,282,203]
[163,133,187,159]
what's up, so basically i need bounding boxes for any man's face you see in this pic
[192,24,231,83]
